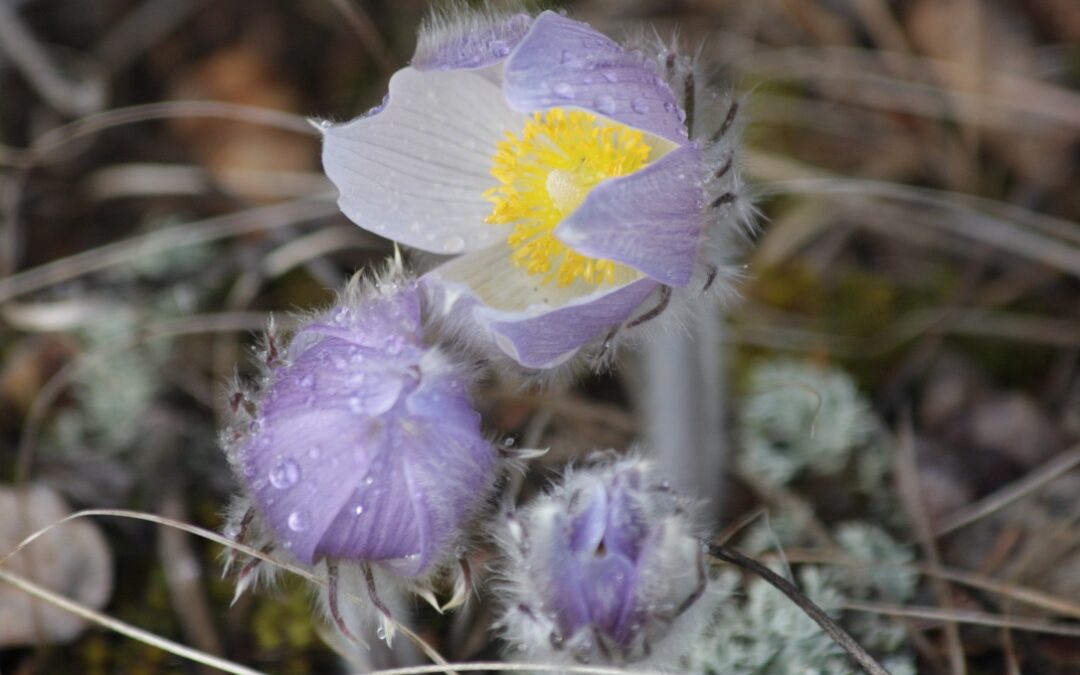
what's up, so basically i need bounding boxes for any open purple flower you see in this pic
[321,9,744,369]
[497,455,718,666]
[223,268,497,580]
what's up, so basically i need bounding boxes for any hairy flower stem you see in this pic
[707,544,891,675]
[642,308,727,509]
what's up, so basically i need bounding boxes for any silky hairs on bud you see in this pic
[221,263,497,581]
[495,454,720,669]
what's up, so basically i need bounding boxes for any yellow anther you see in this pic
[484,108,651,287]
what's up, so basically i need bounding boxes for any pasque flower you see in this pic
[221,265,497,580]
[496,455,719,667]
[321,9,745,369]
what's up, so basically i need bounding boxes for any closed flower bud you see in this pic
[497,454,719,668]
[222,265,497,580]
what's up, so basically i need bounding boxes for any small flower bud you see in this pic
[223,266,497,579]
[496,454,718,668]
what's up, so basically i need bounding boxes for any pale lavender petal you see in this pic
[422,244,658,369]
[413,13,533,71]
[240,282,496,570]
[316,415,494,576]
[321,67,524,254]
[503,11,686,144]
[543,512,592,637]
[555,144,705,287]
[602,472,647,562]
[243,347,395,564]
[568,484,608,554]
[480,277,661,369]
[579,553,637,645]
[501,456,708,659]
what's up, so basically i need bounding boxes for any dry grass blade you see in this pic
[327,0,397,76]
[896,417,967,674]
[841,601,1080,638]
[14,311,269,482]
[0,198,338,303]
[9,101,318,166]
[359,663,662,675]
[0,566,267,675]
[742,46,1080,132]
[754,178,1080,278]
[0,509,451,667]
[934,443,1080,536]
[737,306,1080,359]
[778,550,1080,620]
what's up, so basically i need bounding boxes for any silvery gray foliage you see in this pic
[495,454,722,670]
[47,235,218,457]
[692,564,916,675]
[738,359,889,489]
[696,523,917,674]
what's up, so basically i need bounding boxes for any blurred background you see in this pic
[1,0,1078,673]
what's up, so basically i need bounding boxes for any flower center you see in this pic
[484,108,652,288]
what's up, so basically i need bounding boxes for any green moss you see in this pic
[251,577,318,652]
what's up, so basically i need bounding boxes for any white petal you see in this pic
[426,242,641,315]
[322,67,525,254]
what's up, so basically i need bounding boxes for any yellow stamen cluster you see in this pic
[484,108,652,287]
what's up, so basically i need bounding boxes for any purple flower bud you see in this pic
[497,455,718,667]
[224,267,497,578]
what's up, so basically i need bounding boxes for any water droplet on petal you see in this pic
[442,236,465,253]
[376,626,387,641]
[554,82,574,99]
[269,460,300,489]
[307,446,321,459]
[287,510,310,532]
[663,101,677,113]
[631,99,650,114]
[354,504,365,515]
[594,95,616,115]
[364,475,375,486]
[492,40,510,57]
[602,71,618,83]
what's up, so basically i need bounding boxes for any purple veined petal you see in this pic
[314,429,436,571]
[405,371,482,432]
[503,11,687,144]
[578,553,638,646]
[291,286,427,367]
[537,510,593,637]
[423,245,661,369]
[554,144,706,287]
[568,484,608,555]
[244,404,381,565]
[338,415,495,577]
[601,472,648,562]
[333,421,491,575]
[321,67,526,255]
[482,278,660,368]
[413,12,533,71]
